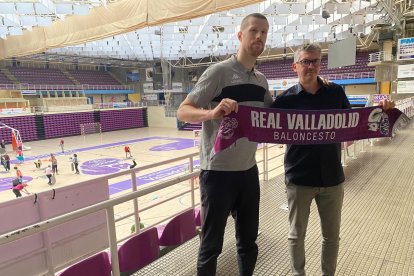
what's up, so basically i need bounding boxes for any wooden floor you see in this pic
[0,127,197,202]
[0,127,284,243]
[136,121,414,276]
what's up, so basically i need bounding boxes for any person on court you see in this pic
[14,166,23,183]
[72,153,80,174]
[45,165,53,185]
[124,145,132,158]
[13,183,31,195]
[34,159,42,169]
[177,13,272,276]
[12,178,22,198]
[3,153,10,171]
[1,155,6,171]
[16,149,24,163]
[50,154,58,175]
[0,139,5,151]
[59,138,65,153]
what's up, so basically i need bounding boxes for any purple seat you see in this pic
[59,251,111,276]
[195,207,202,227]
[157,208,197,246]
[118,227,160,274]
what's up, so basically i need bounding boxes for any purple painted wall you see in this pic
[100,108,147,132]
[0,115,37,142]
[0,108,148,143]
[43,112,94,138]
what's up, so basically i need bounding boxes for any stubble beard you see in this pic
[301,71,318,83]
[250,44,264,57]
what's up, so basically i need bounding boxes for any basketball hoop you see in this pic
[0,122,31,151]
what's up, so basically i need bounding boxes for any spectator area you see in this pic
[8,67,74,85]
[67,69,122,86]
[0,67,124,89]
[257,52,375,80]
[0,71,13,85]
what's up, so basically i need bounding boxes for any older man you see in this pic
[271,43,393,276]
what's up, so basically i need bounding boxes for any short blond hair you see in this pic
[240,13,268,31]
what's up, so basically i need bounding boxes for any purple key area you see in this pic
[0,137,199,195]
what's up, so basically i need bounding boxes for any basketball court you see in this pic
[0,126,286,241]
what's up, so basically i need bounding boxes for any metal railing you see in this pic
[321,71,375,80]
[165,110,177,117]
[0,152,201,275]
[0,146,282,275]
[23,102,147,114]
[1,115,412,275]
[395,96,414,118]
[0,83,132,91]
[93,102,147,110]
[143,100,167,107]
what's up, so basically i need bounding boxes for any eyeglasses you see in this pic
[296,59,321,66]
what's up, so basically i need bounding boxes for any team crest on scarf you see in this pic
[367,107,390,135]
[217,117,238,139]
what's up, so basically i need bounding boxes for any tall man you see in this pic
[177,13,272,276]
[271,43,394,276]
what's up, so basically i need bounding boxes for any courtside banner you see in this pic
[213,105,409,155]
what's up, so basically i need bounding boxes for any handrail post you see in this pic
[352,141,357,159]
[39,196,55,275]
[189,157,195,208]
[263,143,268,181]
[266,144,269,181]
[342,142,347,167]
[107,207,120,276]
[131,171,140,233]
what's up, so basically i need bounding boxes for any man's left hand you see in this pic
[379,99,395,110]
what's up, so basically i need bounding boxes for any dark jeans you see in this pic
[13,189,22,198]
[197,165,260,276]
[52,164,58,174]
[46,174,52,184]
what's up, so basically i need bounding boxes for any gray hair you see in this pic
[293,43,322,63]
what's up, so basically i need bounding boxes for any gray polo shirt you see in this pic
[188,55,272,171]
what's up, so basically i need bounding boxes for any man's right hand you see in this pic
[177,97,238,123]
[210,98,239,120]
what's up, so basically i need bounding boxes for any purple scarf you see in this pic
[213,106,409,155]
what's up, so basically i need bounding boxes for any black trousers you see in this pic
[197,165,260,276]
[12,189,22,198]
